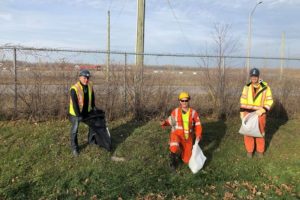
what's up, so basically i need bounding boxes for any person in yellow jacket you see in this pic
[69,69,95,156]
[240,68,273,158]
[160,92,203,170]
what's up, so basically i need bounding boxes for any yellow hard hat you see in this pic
[178,92,190,100]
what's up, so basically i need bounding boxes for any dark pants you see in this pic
[69,115,92,151]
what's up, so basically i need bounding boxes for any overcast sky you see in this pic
[1,0,299,58]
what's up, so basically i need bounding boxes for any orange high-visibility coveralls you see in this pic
[162,107,202,163]
[240,81,273,153]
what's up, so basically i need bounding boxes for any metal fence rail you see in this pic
[0,46,299,120]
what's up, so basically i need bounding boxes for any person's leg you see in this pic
[256,137,265,154]
[258,114,266,136]
[169,133,180,169]
[244,135,254,158]
[70,116,80,155]
[256,114,266,157]
[82,113,93,144]
[181,137,193,164]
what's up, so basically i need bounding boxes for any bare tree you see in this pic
[200,23,240,119]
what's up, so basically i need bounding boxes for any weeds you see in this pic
[0,117,299,199]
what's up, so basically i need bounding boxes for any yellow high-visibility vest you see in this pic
[182,108,190,139]
[240,81,273,111]
[69,81,93,116]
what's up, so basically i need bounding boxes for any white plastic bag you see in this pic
[188,140,206,174]
[239,112,263,137]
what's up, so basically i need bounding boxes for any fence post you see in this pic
[13,48,17,119]
[123,53,127,115]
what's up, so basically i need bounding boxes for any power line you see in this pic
[111,0,129,26]
[166,0,199,65]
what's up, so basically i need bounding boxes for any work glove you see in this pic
[255,108,266,116]
[240,112,244,120]
[160,120,166,129]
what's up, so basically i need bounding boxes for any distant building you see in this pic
[74,65,101,71]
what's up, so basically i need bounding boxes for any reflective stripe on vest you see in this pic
[170,142,179,147]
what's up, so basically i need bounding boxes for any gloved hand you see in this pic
[160,120,166,129]
[256,108,266,116]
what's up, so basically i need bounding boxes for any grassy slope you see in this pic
[0,117,299,200]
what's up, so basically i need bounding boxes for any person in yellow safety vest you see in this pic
[240,68,273,158]
[160,92,203,170]
[69,69,96,156]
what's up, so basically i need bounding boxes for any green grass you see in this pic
[0,117,299,199]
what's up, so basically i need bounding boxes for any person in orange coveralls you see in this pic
[240,68,273,158]
[160,92,203,170]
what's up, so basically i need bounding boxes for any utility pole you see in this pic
[280,32,286,81]
[134,0,145,119]
[246,1,262,78]
[136,0,145,67]
[107,10,110,82]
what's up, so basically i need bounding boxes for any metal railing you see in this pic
[0,46,299,120]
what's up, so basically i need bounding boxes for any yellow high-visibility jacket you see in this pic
[69,81,93,116]
[240,81,273,111]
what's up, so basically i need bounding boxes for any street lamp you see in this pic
[246,1,263,75]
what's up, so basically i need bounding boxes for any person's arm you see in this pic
[91,89,95,109]
[193,112,202,141]
[264,86,273,111]
[160,117,170,127]
[240,85,248,119]
[160,114,175,128]
[70,88,80,116]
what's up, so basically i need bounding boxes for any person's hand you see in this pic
[160,120,166,129]
[256,108,266,116]
[240,112,244,120]
[77,116,82,122]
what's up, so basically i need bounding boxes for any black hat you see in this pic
[249,68,260,77]
[79,69,91,77]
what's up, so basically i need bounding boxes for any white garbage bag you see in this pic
[188,140,206,174]
[239,112,263,137]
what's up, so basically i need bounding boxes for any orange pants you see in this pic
[243,112,266,153]
[169,131,193,164]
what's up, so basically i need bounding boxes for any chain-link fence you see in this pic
[0,46,299,121]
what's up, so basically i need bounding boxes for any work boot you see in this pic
[256,152,264,158]
[169,153,178,171]
[247,152,253,158]
[72,149,79,157]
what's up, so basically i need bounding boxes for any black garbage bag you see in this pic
[82,109,111,151]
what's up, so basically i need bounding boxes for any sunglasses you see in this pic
[180,100,189,102]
